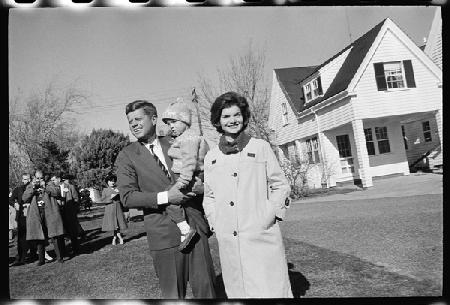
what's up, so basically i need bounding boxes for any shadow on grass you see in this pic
[78,213,104,222]
[124,232,146,243]
[287,262,310,297]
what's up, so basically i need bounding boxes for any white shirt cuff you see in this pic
[157,191,168,205]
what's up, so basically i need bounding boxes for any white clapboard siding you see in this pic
[313,97,354,132]
[424,8,442,70]
[317,48,352,95]
[269,72,303,146]
[353,29,442,119]
[403,116,441,165]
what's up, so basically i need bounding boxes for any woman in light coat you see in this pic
[101,173,128,245]
[202,91,292,298]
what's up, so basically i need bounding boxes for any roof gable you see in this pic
[274,66,318,113]
[273,19,386,115]
[300,19,386,112]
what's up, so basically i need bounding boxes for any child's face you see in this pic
[166,119,189,137]
[107,180,116,187]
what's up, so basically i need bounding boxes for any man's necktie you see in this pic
[149,144,171,180]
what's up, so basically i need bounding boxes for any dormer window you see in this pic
[302,76,323,103]
[305,84,312,101]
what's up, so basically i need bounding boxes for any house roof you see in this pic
[275,18,386,114]
[274,66,318,112]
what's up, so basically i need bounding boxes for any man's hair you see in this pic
[51,172,62,179]
[210,91,250,134]
[22,173,31,178]
[125,100,158,117]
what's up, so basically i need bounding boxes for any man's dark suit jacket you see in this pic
[115,137,210,251]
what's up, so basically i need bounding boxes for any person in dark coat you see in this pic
[101,173,128,245]
[115,100,216,299]
[23,170,65,265]
[50,173,84,256]
[9,173,38,266]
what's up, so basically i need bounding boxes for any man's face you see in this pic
[22,175,31,186]
[127,108,157,141]
[51,176,61,185]
[34,172,44,186]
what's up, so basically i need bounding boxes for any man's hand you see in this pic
[167,184,189,205]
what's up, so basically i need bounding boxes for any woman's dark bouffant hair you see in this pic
[104,173,117,184]
[210,91,251,134]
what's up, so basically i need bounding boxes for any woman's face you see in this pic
[220,105,244,135]
[107,180,116,187]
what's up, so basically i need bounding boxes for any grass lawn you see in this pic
[8,209,441,299]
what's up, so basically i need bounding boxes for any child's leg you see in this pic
[166,205,190,236]
[115,229,124,244]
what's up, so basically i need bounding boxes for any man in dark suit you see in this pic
[9,173,38,266]
[50,173,84,257]
[116,100,216,299]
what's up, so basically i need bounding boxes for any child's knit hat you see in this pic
[162,98,192,126]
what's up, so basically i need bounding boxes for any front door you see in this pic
[336,134,355,174]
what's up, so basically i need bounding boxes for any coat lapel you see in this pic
[134,141,172,183]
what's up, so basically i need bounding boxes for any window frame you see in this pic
[422,121,432,142]
[303,76,323,103]
[384,61,406,90]
[364,128,376,155]
[374,126,391,154]
[305,136,320,164]
[281,102,289,126]
[401,125,408,150]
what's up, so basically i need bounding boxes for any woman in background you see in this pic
[101,173,128,245]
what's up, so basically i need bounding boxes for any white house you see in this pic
[268,18,442,189]
[424,8,442,70]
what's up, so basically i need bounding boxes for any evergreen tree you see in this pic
[71,129,130,189]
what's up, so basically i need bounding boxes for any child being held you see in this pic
[162,99,209,251]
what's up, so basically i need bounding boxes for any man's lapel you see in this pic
[159,136,174,178]
[134,141,172,183]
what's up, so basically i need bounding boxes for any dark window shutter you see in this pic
[374,63,387,91]
[317,76,323,95]
[403,60,416,88]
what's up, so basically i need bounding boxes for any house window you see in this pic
[422,121,432,142]
[312,79,320,97]
[384,62,405,89]
[401,125,408,150]
[303,76,323,103]
[281,103,289,125]
[304,84,312,101]
[374,60,416,91]
[375,127,391,154]
[364,128,376,155]
[336,134,354,174]
[305,136,320,164]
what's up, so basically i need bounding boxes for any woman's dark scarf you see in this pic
[218,132,251,155]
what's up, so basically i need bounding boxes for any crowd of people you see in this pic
[9,172,86,266]
[9,91,293,299]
